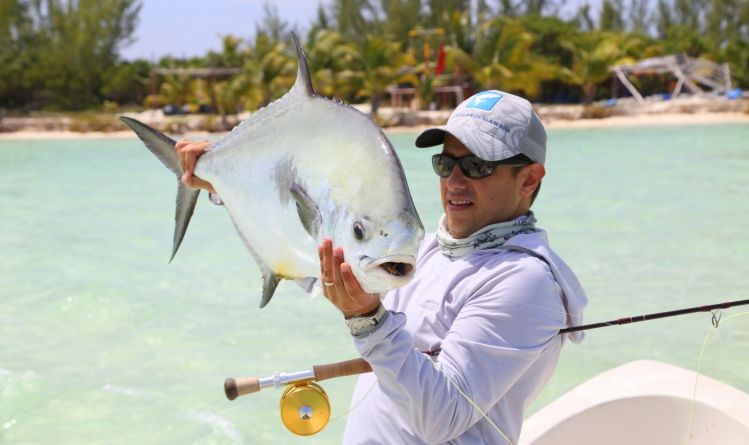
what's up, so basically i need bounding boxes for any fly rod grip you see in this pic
[313,358,372,382]
[224,376,260,401]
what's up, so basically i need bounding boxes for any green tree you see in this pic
[522,14,577,68]
[0,1,40,108]
[305,29,359,98]
[158,75,196,107]
[32,0,141,109]
[560,31,660,103]
[722,39,749,88]
[600,0,625,31]
[204,34,246,68]
[446,17,557,99]
[211,77,246,129]
[628,0,651,33]
[380,0,423,44]
[332,0,382,43]
[309,3,331,35]
[101,59,150,105]
[661,25,712,56]
[341,34,413,115]
[495,0,560,16]
[242,32,295,109]
[255,2,290,42]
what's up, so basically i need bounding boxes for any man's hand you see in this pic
[176,139,215,193]
[319,238,381,318]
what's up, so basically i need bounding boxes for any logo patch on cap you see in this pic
[465,92,504,111]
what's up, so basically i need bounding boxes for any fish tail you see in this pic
[119,116,200,262]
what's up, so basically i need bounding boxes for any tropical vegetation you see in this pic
[1,0,747,116]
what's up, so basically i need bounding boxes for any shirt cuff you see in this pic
[354,311,406,354]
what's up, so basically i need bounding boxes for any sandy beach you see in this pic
[2,111,747,140]
[2,96,747,140]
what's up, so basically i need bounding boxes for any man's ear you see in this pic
[521,164,545,198]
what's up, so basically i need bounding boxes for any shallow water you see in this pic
[1,124,748,444]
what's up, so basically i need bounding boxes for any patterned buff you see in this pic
[436,212,538,258]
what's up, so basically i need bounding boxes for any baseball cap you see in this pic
[415,90,546,164]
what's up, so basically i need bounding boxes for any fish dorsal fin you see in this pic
[290,31,315,97]
[290,183,321,238]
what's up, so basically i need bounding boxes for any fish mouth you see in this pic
[360,255,416,278]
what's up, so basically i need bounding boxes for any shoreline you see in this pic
[1,111,747,140]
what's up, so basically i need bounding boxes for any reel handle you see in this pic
[313,358,371,381]
[224,376,260,401]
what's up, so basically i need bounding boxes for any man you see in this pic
[318,90,587,444]
[179,90,587,444]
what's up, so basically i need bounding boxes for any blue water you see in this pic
[1,124,748,444]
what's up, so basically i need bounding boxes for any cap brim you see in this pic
[416,122,517,161]
[414,127,449,148]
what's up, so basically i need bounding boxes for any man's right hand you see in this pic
[176,139,215,193]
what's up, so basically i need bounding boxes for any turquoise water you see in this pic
[2,124,748,444]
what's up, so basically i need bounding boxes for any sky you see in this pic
[121,0,324,60]
[121,0,592,61]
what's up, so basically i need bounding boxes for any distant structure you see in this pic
[610,54,733,103]
[149,67,242,110]
[386,84,465,111]
[152,67,242,77]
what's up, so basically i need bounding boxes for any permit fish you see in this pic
[120,32,424,307]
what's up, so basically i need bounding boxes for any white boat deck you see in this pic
[520,360,749,445]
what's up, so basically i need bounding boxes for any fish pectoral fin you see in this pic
[260,271,282,308]
[290,183,321,238]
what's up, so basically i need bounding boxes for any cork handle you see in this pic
[313,358,372,382]
[224,377,260,401]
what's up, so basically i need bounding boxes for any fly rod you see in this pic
[558,298,749,333]
[225,298,749,402]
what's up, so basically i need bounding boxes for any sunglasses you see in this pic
[431,154,530,179]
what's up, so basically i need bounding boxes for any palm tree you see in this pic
[331,0,381,44]
[210,77,246,129]
[241,32,295,110]
[445,17,558,99]
[158,75,197,108]
[559,31,661,103]
[340,34,414,116]
[304,29,359,98]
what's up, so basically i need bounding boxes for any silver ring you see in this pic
[324,281,335,287]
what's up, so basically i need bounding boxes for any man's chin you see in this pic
[446,216,477,239]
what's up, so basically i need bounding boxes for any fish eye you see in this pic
[353,222,365,241]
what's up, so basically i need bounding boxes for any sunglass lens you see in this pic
[462,157,493,178]
[432,155,454,177]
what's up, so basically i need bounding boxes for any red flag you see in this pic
[435,43,446,75]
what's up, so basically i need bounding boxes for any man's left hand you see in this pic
[318,239,381,318]
[176,139,215,193]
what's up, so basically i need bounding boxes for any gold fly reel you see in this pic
[279,381,331,435]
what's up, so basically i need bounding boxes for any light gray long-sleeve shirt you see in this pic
[342,230,587,445]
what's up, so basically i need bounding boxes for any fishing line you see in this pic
[682,310,749,445]
[328,380,377,423]
[440,366,515,445]
[325,364,515,443]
